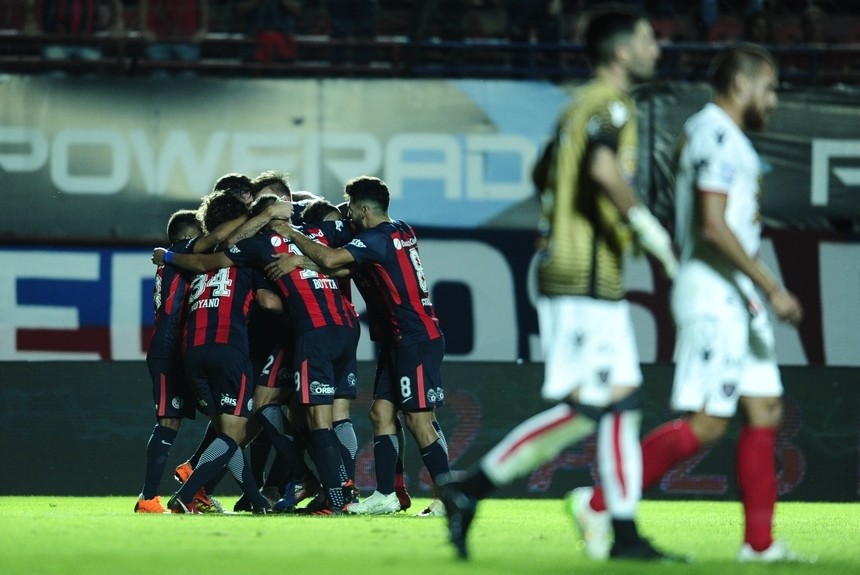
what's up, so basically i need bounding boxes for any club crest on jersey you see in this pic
[609,101,628,127]
[721,382,738,397]
[717,161,735,185]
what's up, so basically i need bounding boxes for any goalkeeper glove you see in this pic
[627,206,678,279]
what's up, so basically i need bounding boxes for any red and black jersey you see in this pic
[343,220,442,346]
[181,265,263,356]
[148,237,199,360]
[226,226,357,335]
[304,219,355,302]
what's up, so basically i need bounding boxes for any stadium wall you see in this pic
[1,361,857,501]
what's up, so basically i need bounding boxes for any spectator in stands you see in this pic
[238,0,302,64]
[505,0,562,71]
[409,0,477,67]
[22,0,124,72]
[801,2,832,44]
[742,9,774,43]
[326,0,378,65]
[139,0,209,77]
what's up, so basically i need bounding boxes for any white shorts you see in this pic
[671,261,783,417]
[538,295,642,408]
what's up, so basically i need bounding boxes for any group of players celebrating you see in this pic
[137,170,452,517]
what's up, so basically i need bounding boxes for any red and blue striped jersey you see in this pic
[148,237,199,359]
[181,265,262,356]
[226,227,357,335]
[344,220,442,346]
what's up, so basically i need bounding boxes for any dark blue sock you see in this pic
[420,439,450,484]
[226,448,269,509]
[256,404,310,481]
[333,418,357,482]
[141,424,177,500]
[248,431,271,486]
[189,422,218,468]
[177,435,237,504]
[312,429,346,508]
[373,434,399,494]
[394,417,406,475]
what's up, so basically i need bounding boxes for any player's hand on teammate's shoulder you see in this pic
[265,253,302,280]
[265,200,294,220]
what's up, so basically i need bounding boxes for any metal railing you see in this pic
[2,30,859,84]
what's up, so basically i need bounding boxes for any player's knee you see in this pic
[741,396,783,427]
[688,413,729,445]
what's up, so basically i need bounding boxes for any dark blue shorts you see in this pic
[146,356,197,420]
[373,337,445,411]
[184,344,254,418]
[255,343,293,390]
[293,324,359,406]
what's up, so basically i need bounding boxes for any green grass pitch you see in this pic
[0,497,857,575]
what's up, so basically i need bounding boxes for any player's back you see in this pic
[349,220,442,346]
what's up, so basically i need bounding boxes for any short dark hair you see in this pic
[344,176,390,213]
[199,191,248,233]
[708,42,777,95]
[584,5,646,68]
[251,170,292,199]
[301,199,341,224]
[166,209,202,243]
[213,173,252,193]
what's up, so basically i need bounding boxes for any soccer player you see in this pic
[433,7,680,560]
[572,43,808,563]
[154,191,280,514]
[270,176,451,515]
[136,210,202,513]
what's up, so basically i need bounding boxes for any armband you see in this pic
[164,251,175,264]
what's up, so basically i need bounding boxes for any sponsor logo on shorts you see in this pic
[198,398,208,408]
[171,396,184,409]
[426,387,444,404]
[248,398,254,412]
[347,373,357,387]
[220,393,238,407]
[310,381,336,396]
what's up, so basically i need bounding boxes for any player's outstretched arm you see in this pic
[151,248,233,273]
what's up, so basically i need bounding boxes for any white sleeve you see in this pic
[694,128,737,194]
